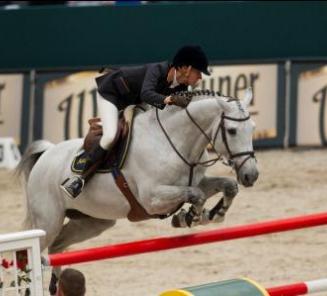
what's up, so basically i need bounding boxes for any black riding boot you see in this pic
[60,144,108,199]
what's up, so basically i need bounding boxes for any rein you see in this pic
[156,108,221,187]
[156,103,255,186]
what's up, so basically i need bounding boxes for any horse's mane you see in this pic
[169,89,247,115]
[146,89,246,117]
[172,89,237,102]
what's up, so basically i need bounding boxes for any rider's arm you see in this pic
[140,62,171,109]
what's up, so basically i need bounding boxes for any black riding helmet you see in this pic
[173,45,211,76]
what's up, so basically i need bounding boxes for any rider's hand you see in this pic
[170,94,191,108]
[88,117,103,136]
[164,96,173,105]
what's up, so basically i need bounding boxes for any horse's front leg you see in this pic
[199,176,239,199]
[197,176,239,225]
[171,177,239,228]
[147,185,206,227]
[147,185,206,226]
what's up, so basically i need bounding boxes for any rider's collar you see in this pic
[169,69,180,88]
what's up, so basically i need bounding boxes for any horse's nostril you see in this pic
[244,174,249,183]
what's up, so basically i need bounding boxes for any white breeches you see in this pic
[97,94,118,149]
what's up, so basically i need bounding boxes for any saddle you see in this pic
[71,105,139,174]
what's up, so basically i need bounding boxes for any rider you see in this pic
[61,45,211,199]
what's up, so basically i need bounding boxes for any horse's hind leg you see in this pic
[47,217,115,295]
[24,192,66,295]
[49,216,116,254]
[23,192,66,252]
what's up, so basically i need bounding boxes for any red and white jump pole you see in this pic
[161,278,327,295]
[267,279,327,295]
[47,211,327,267]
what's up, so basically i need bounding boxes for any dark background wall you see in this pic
[0,1,326,71]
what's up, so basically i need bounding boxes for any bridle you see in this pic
[155,101,256,186]
[215,113,256,176]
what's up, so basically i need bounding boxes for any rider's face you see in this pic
[177,66,202,87]
[186,67,202,87]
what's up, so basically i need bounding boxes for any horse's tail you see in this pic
[15,140,54,181]
[15,140,54,230]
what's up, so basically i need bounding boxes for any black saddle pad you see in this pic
[71,115,135,174]
[71,151,119,174]
[71,124,132,173]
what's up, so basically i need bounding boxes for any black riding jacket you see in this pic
[95,61,187,110]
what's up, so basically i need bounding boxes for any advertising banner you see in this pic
[202,64,278,142]
[0,74,23,145]
[296,66,327,146]
[42,72,99,143]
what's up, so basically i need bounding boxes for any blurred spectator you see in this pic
[57,268,86,296]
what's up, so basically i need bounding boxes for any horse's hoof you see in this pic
[171,214,182,228]
[212,214,225,224]
[185,212,194,227]
[171,209,188,228]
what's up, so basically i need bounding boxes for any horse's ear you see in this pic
[217,99,233,113]
[242,87,253,107]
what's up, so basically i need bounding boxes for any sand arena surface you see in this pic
[1,149,327,295]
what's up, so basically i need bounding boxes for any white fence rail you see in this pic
[0,230,45,296]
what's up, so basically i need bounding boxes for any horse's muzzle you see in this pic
[239,169,259,187]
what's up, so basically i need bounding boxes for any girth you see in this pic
[112,167,183,222]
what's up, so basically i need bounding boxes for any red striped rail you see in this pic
[267,278,327,295]
[47,211,327,266]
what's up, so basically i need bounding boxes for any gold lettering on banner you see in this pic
[45,71,99,141]
[201,71,259,114]
[202,72,259,102]
[57,89,98,140]
[253,128,277,140]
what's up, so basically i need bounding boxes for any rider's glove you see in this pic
[170,94,191,108]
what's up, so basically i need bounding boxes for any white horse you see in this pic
[17,88,258,292]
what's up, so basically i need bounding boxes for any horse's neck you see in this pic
[156,99,223,162]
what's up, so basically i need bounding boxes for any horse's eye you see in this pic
[227,128,237,135]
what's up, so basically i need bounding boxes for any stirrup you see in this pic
[60,176,85,199]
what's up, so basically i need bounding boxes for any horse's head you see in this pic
[213,88,259,187]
